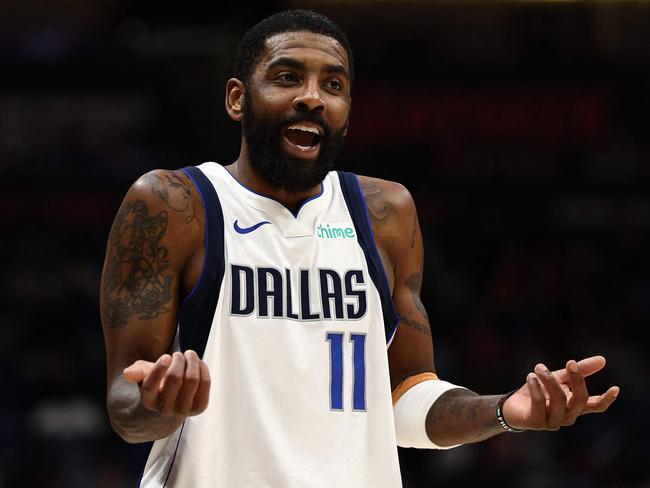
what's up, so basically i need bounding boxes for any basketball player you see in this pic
[100,10,619,487]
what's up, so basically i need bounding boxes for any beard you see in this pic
[242,92,348,192]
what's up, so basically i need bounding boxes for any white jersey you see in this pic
[140,162,402,487]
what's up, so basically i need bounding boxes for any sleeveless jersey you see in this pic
[139,162,402,487]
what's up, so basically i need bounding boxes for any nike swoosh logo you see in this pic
[233,219,271,234]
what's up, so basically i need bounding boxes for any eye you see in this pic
[324,79,343,92]
[275,72,299,84]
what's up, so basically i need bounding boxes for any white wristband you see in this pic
[393,379,466,449]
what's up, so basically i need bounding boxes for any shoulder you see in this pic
[353,175,421,289]
[356,175,416,225]
[355,175,418,268]
[125,169,202,214]
[115,168,204,253]
[129,168,200,204]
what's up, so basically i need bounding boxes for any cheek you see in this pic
[248,88,276,112]
[263,93,280,105]
[330,102,351,130]
[257,86,292,107]
[262,97,296,123]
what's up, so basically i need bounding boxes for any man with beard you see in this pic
[100,10,619,487]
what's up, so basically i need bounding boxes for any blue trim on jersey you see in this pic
[337,172,399,343]
[222,165,324,217]
[178,166,225,358]
[294,185,324,216]
[162,421,185,488]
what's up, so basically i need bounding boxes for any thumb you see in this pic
[123,360,156,383]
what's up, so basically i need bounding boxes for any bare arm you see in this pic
[101,169,209,443]
[360,176,619,447]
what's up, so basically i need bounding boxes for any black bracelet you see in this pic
[496,390,525,433]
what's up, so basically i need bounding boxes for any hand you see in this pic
[502,356,619,431]
[123,350,211,417]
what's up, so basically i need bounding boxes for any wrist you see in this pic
[496,390,525,433]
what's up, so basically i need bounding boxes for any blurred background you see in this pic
[1,0,648,486]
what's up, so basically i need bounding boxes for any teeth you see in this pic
[288,125,320,135]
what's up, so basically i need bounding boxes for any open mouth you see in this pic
[283,124,322,153]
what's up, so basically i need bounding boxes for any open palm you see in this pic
[503,356,619,431]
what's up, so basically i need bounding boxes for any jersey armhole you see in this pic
[337,171,400,345]
[177,166,225,358]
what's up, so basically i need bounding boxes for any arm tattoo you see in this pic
[400,271,432,337]
[428,390,500,440]
[147,172,203,229]
[399,316,432,337]
[405,272,428,317]
[102,199,173,328]
[360,180,390,224]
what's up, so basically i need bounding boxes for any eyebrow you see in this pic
[267,56,350,80]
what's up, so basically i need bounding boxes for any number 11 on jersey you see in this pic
[326,332,366,412]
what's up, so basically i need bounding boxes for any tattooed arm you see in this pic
[360,176,501,445]
[100,169,210,443]
[361,175,619,447]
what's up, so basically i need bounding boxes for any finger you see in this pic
[553,356,606,383]
[192,359,211,414]
[527,373,546,430]
[535,363,567,430]
[583,386,620,414]
[123,360,156,383]
[158,352,187,415]
[176,350,201,414]
[564,360,588,424]
[576,356,606,377]
[140,355,172,408]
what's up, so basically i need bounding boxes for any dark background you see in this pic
[1,1,648,486]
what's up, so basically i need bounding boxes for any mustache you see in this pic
[279,111,332,137]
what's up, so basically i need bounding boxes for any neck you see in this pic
[226,144,323,213]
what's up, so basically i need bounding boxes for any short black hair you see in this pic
[233,9,354,86]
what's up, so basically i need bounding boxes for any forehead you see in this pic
[259,31,349,72]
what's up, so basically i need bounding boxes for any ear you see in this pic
[225,78,246,122]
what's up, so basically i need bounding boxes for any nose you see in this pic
[292,77,326,112]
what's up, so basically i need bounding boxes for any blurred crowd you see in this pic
[1,1,648,487]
